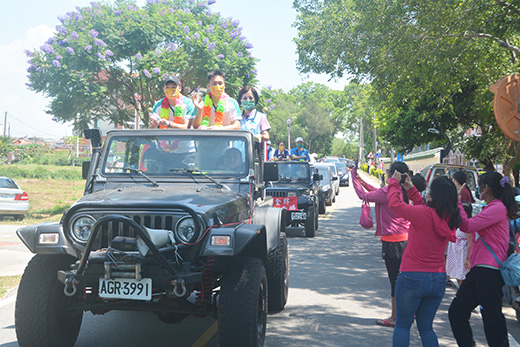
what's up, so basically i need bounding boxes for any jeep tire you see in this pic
[266,232,289,312]
[218,257,267,346]
[15,254,83,347]
[304,209,316,237]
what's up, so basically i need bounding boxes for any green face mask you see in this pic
[242,100,255,110]
[297,143,303,149]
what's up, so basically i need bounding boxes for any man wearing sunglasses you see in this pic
[150,75,195,129]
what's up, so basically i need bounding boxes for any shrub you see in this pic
[0,164,82,180]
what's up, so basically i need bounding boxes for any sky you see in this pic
[0,0,349,140]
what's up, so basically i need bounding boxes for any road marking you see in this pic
[322,204,337,221]
[0,294,15,309]
[192,320,218,347]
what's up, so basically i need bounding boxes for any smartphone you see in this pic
[400,173,407,184]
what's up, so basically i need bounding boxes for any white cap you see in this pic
[295,137,303,143]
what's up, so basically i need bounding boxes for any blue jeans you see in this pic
[393,272,446,347]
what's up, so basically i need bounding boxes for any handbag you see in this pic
[478,228,520,287]
[359,201,373,229]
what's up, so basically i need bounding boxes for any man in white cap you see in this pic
[150,74,194,129]
[290,137,310,161]
[266,140,274,161]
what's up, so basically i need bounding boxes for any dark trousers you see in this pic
[382,240,406,297]
[448,267,508,347]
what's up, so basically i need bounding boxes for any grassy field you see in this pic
[0,179,85,224]
[0,275,21,298]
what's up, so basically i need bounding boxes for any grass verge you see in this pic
[0,275,21,298]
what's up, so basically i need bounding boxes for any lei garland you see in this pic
[201,93,229,127]
[159,96,183,128]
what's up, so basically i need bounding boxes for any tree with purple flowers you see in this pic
[26,0,257,129]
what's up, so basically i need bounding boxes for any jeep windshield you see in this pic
[102,134,248,177]
[276,163,310,183]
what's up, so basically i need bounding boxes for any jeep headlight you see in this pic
[175,216,199,243]
[287,191,298,197]
[71,215,95,242]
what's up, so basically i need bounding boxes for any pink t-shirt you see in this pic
[387,178,456,272]
[459,199,509,269]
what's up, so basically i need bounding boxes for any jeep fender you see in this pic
[201,224,267,261]
[253,206,286,253]
[17,223,78,258]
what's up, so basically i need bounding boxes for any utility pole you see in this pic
[359,117,364,163]
[3,112,7,137]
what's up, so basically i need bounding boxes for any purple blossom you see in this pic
[70,31,79,40]
[76,13,83,21]
[159,10,165,16]
[96,52,106,61]
[57,26,67,34]
[208,0,216,4]
[203,37,209,44]
[236,52,243,57]
[58,39,68,46]
[207,25,214,33]
[114,10,121,15]
[208,42,216,51]
[127,4,136,11]
[169,8,175,13]
[245,42,254,49]
[184,26,190,34]
[167,42,178,51]
[36,67,43,72]
[267,85,272,90]
[52,60,61,68]
[193,33,199,40]
[232,19,240,27]
[27,64,36,72]
[94,38,107,47]
[206,9,212,16]
[162,73,169,79]
[41,44,54,54]
[90,2,99,8]
[272,91,277,96]
[177,21,182,26]
[189,0,194,3]
[136,53,143,60]
[238,35,246,41]
[198,2,206,8]
[185,36,191,41]
[105,50,114,56]
[45,37,55,45]
[57,15,68,24]
[89,29,99,38]
[85,45,92,51]
[229,30,239,39]
[144,69,152,78]
[183,8,191,14]
[251,69,258,75]
[66,47,75,54]
[198,20,202,25]
[266,99,272,103]
[220,22,227,29]
[155,48,161,55]
[24,49,33,57]
[269,105,276,110]
[216,54,224,59]
[153,67,160,74]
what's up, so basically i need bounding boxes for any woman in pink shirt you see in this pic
[388,173,459,346]
[449,172,516,347]
[352,162,414,327]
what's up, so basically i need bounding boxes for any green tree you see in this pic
[293,0,520,175]
[26,0,257,130]
[0,136,13,164]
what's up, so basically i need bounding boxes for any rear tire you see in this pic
[318,198,326,214]
[16,254,83,347]
[266,232,289,312]
[218,257,267,347]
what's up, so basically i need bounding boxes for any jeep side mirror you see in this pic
[82,161,91,180]
[332,176,338,181]
[84,128,103,148]
[263,162,279,182]
[313,173,321,181]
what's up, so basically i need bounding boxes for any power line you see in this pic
[5,111,68,138]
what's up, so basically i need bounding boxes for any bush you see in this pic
[0,164,82,180]
[360,163,369,173]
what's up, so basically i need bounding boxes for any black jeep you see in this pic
[15,129,289,347]
[264,161,321,237]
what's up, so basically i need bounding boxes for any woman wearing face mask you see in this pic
[237,86,271,142]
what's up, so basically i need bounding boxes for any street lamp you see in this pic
[428,128,452,163]
[286,117,297,148]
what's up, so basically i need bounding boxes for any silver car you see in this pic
[324,162,340,197]
[0,177,29,220]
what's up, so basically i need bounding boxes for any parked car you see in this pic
[333,161,350,187]
[325,162,340,198]
[265,161,320,237]
[15,129,288,346]
[314,163,334,207]
[0,177,29,220]
[420,163,481,212]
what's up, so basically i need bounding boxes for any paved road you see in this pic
[2,174,520,346]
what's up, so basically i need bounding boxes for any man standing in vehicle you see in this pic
[192,70,241,129]
[150,75,193,129]
[291,137,310,162]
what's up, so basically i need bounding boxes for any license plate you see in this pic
[291,211,306,220]
[0,194,13,200]
[98,278,152,301]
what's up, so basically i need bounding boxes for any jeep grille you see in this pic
[266,190,289,198]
